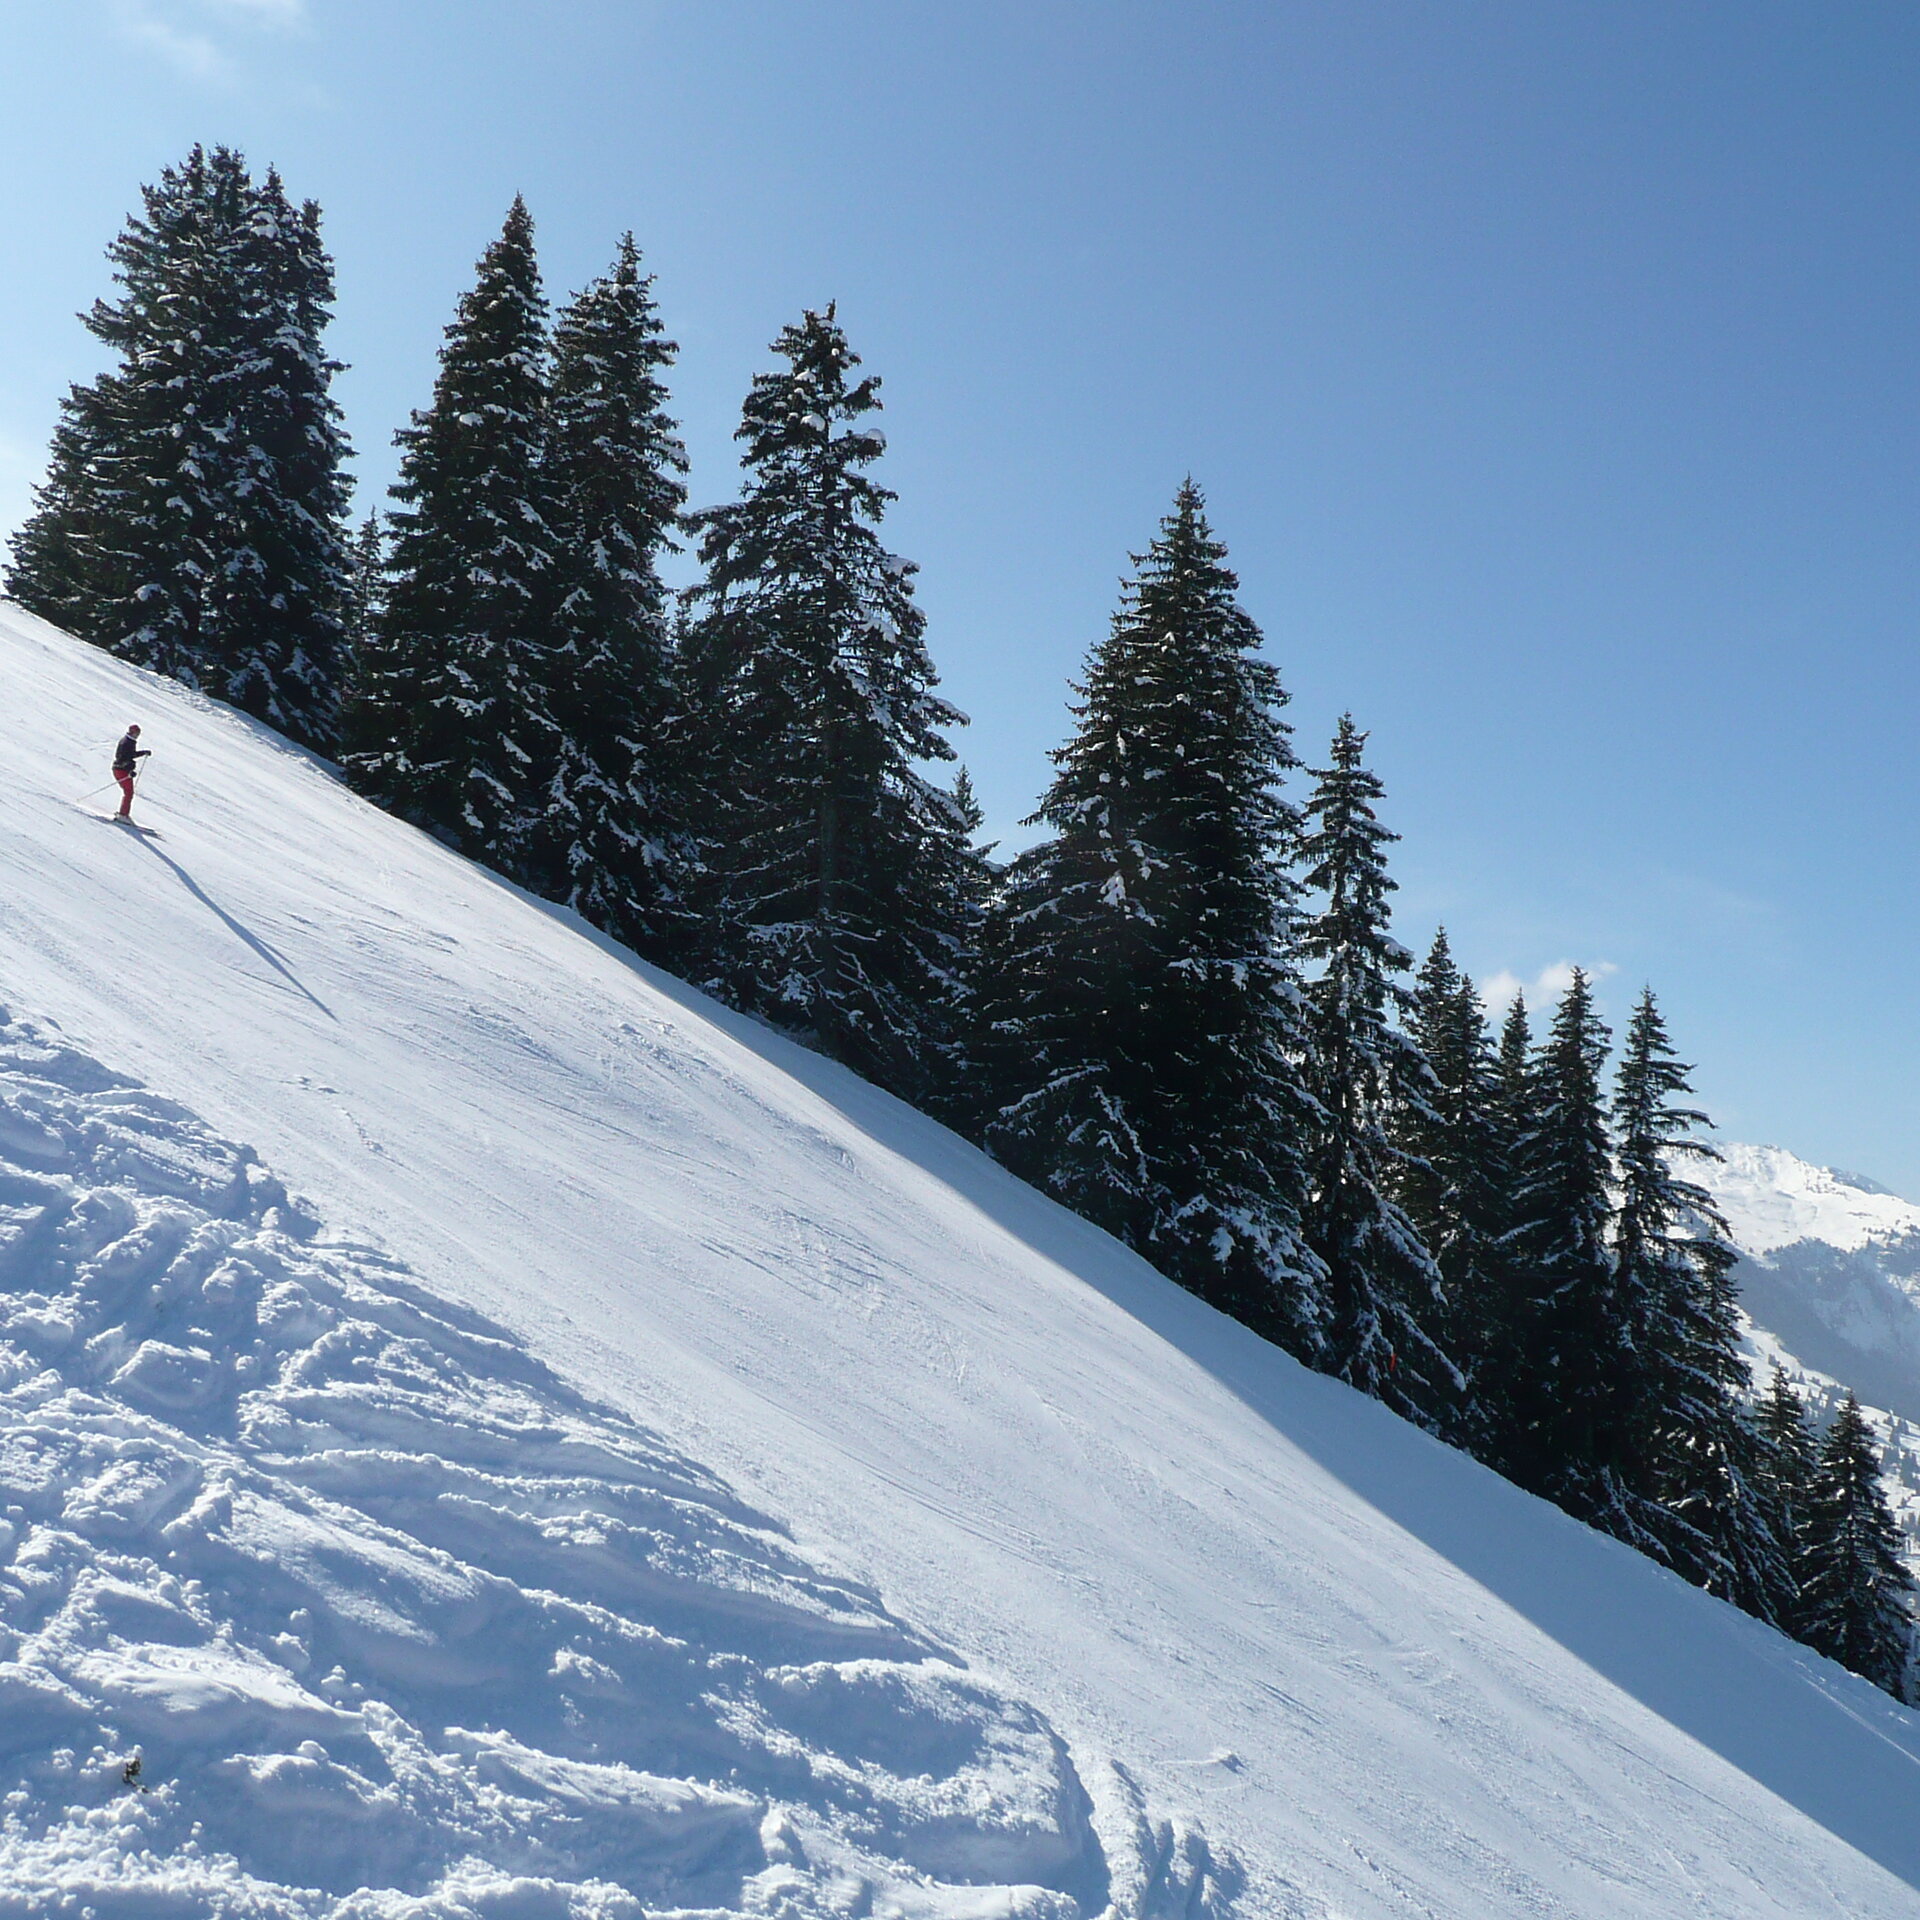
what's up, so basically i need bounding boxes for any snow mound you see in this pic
[0,1008,1184,1917]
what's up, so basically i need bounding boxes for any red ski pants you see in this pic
[113,770,135,816]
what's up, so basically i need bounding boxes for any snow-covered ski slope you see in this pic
[3,602,1920,1919]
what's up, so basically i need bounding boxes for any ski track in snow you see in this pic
[5,601,1920,1917]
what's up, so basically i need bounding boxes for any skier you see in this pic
[112,724,150,819]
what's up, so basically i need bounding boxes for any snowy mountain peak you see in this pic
[1702,1141,1920,1257]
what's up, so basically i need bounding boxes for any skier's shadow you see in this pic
[136,836,337,1022]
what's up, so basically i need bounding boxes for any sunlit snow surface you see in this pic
[3,599,1920,1917]
[0,1011,1126,1916]
[1708,1143,1920,1258]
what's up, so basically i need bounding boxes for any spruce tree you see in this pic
[1297,719,1455,1424]
[1471,992,1539,1469]
[6,145,351,748]
[531,234,691,956]
[1756,1365,1822,1633]
[1502,971,1639,1533]
[1611,990,1784,1614]
[1800,1393,1915,1697]
[214,166,353,745]
[679,305,974,1099]
[975,482,1322,1349]
[346,197,559,867]
[1397,930,1507,1442]
[10,144,244,685]
[341,514,387,665]
[5,385,120,641]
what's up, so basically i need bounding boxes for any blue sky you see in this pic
[4,2,1919,1189]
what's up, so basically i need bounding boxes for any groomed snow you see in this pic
[4,599,1920,1917]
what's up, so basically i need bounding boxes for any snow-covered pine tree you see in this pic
[340,514,387,666]
[1397,929,1507,1442]
[1297,719,1455,1425]
[4,385,120,641]
[1611,989,1785,1616]
[1470,991,1539,1469]
[9,145,244,685]
[1755,1365,1822,1633]
[1501,971,1643,1533]
[213,166,354,749]
[678,305,975,1099]
[5,146,351,748]
[931,765,999,1125]
[1799,1392,1916,1697]
[346,197,559,868]
[974,483,1323,1351]
[530,234,691,958]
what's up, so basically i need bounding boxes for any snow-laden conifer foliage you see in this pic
[1466,991,1540,1454]
[679,306,976,1098]
[216,167,355,743]
[1500,970,1638,1529]
[1611,990,1784,1615]
[340,511,387,665]
[532,234,691,955]
[1396,930,1509,1445]
[1297,719,1455,1424]
[346,198,559,866]
[975,483,1323,1349]
[1800,1392,1917,1696]
[5,145,351,749]
[1756,1365,1823,1635]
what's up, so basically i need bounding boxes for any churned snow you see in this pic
[4,599,1920,1917]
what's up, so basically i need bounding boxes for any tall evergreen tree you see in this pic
[1611,990,1784,1614]
[340,514,387,666]
[5,380,123,643]
[6,145,351,748]
[1471,991,1539,1467]
[10,145,244,684]
[1800,1393,1915,1697]
[1397,930,1507,1440]
[531,234,691,955]
[679,305,974,1098]
[214,166,354,744]
[1502,971,1640,1533]
[1297,719,1455,1424]
[346,197,559,867]
[974,482,1322,1349]
[1756,1365,1822,1634]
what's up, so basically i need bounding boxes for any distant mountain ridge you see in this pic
[1702,1144,1920,1428]
[1708,1142,1920,1257]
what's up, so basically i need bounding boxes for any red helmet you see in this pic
[127,724,140,735]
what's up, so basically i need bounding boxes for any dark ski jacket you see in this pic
[114,734,149,774]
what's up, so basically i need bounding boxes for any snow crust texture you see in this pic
[0,1009,1209,1917]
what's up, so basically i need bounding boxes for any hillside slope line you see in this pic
[3,600,1919,1918]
